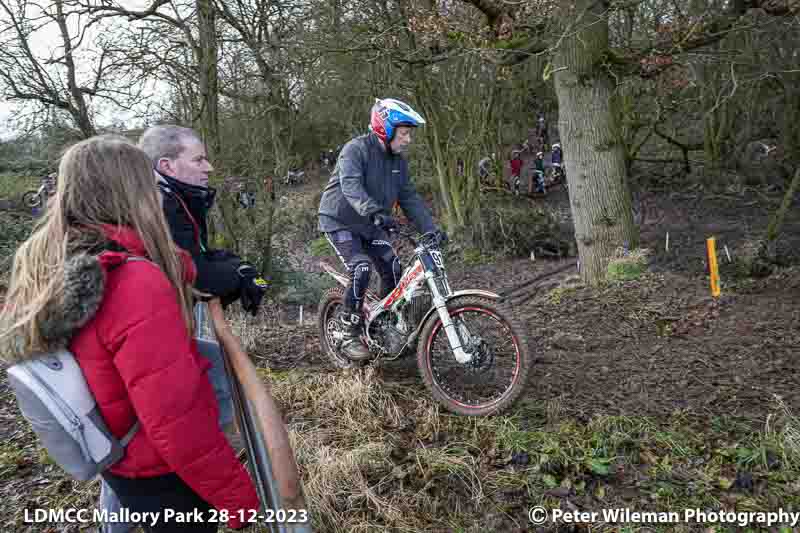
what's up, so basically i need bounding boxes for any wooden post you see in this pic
[706,237,721,297]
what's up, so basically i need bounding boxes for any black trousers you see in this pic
[325,230,402,313]
[101,471,218,533]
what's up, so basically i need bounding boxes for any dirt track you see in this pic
[253,183,800,428]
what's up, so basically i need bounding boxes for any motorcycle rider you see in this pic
[550,142,565,183]
[530,151,547,195]
[318,98,446,360]
[510,150,523,196]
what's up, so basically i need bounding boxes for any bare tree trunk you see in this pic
[553,0,638,284]
[196,0,241,251]
[766,167,800,242]
[54,0,96,138]
[197,0,220,157]
[259,175,276,278]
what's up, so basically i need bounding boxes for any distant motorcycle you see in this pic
[22,175,56,209]
[318,226,532,416]
[284,170,305,186]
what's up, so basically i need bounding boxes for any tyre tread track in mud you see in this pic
[416,296,532,416]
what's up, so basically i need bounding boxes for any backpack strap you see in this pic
[120,420,140,446]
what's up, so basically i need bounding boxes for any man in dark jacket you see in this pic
[138,125,267,314]
[139,125,268,454]
[318,98,446,360]
[95,127,265,533]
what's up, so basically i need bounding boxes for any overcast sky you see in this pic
[0,1,154,140]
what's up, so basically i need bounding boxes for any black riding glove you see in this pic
[372,213,398,231]
[237,263,268,316]
[204,249,240,262]
[434,229,449,246]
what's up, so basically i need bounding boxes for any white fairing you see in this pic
[390,259,426,310]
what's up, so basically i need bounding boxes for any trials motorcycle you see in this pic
[22,174,57,209]
[318,227,531,416]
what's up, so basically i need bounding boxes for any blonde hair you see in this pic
[0,135,194,359]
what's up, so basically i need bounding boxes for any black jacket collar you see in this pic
[156,170,217,209]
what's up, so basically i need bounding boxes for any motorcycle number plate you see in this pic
[431,250,445,270]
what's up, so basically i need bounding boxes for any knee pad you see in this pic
[390,256,402,286]
[349,256,372,301]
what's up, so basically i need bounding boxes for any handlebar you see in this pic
[387,225,445,249]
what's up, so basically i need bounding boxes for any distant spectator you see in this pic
[478,153,495,182]
[536,113,549,152]
[551,142,563,166]
[510,151,523,196]
[510,151,523,178]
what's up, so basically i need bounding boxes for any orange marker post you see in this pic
[706,237,721,297]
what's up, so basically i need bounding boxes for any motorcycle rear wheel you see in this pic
[318,287,368,369]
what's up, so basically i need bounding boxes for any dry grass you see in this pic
[770,395,800,468]
[4,325,800,532]
[267,368,499,532]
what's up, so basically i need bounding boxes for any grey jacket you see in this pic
[318,133,436,239]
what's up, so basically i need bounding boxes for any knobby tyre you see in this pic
[317,287,365,369]
[416,296,531,416]
[22,190,41,209]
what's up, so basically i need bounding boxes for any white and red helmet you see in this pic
[369,98,426,147]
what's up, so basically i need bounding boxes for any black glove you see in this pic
[372,213,398,231]
[237,263,268,316]
[434,229,449,246]
[204,249,240,262]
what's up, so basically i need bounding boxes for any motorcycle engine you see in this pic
[370,290,433,356]
[383,324,407,355]
[401,290,432,329]
[372,316,407,355]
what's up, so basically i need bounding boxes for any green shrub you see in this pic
[606,247,650,282]
[269,254,336,306]
[479,195,571,258]
[282,271,338,306]
[309,236,334,256]
[0,211,35,280]
[607,260,646,281]
[0,172,39,199]
[273,193,320,244]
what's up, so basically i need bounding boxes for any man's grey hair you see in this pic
[138,125,202,167]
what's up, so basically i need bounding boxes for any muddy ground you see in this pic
[1,179,799,532]
[257,180,800,425]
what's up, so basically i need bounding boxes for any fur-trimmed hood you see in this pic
[4,225,196,362]
[37,251,107,351]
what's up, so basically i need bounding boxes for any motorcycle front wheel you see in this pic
[416,296,532,416]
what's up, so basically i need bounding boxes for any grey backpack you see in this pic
[6,351,139,481]
[5,256,145,481]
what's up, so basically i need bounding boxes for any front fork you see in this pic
[426,273,473,364]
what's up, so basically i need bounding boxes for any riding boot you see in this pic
[338,312,371,360]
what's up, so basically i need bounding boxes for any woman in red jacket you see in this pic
[0,135,259,532]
